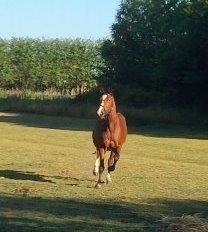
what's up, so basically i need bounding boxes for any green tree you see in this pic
[101,0,208,110]
[0,38,105,93]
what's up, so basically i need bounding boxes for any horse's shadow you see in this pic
[0,169,94,186]
[0,112,94,131]
[0,169,55,183]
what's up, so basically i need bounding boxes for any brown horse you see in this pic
[92,91,127,188]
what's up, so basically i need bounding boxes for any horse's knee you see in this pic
[114,153,120,161]
[108,156,114,167]
[108,154,120,172]
[99,165,104,173]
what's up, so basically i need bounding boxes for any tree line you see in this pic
[0,38,105,94]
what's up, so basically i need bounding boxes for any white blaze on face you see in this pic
[97,94,107,117]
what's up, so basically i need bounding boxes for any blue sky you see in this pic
[0,0,120,39]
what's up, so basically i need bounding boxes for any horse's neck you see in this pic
[107,104,118,131]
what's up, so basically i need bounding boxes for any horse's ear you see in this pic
[100,88,105,94]
[107,87,113,96]
[100,87,113,95]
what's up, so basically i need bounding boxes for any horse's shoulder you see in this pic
[117,112,126,121]
[93,119,109,136]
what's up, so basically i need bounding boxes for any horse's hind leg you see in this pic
[106,151,114,183]
[108,148,120,172]
[95,148,105,188]
[107,148,121,184]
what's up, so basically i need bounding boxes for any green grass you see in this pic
[0,112,208,231]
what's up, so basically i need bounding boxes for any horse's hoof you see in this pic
[93,171,98,176]
[95,183,102,188]
[106,178,112,184]
[106,173,112,184]
[95,180,105,188]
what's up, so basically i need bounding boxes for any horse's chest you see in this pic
[103,130,111,146]
[93,119,120,149]
[93,128,110,147]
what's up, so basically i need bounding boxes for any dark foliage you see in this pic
[101,0,208,113]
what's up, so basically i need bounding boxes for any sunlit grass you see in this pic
[0,112,208,231]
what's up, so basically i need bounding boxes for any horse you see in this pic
[92,90,127,188]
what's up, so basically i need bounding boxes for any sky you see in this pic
[0,0,120,40]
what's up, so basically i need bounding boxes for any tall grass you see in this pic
[0,89,205,125]
[157,215,208,232]
[0,89,96,119]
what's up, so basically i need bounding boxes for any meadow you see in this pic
[0,112,208,231]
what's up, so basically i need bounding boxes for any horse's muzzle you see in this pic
[97,105,105,118]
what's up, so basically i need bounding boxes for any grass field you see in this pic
[0,112,208,231]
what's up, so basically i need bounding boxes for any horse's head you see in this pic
[97,91,116,119]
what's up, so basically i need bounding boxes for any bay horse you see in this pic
[92,91,127,188]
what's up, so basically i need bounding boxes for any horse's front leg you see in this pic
[95,148,105,188]
[93,150,100,176]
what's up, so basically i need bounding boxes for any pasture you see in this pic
[0,112,208,231]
